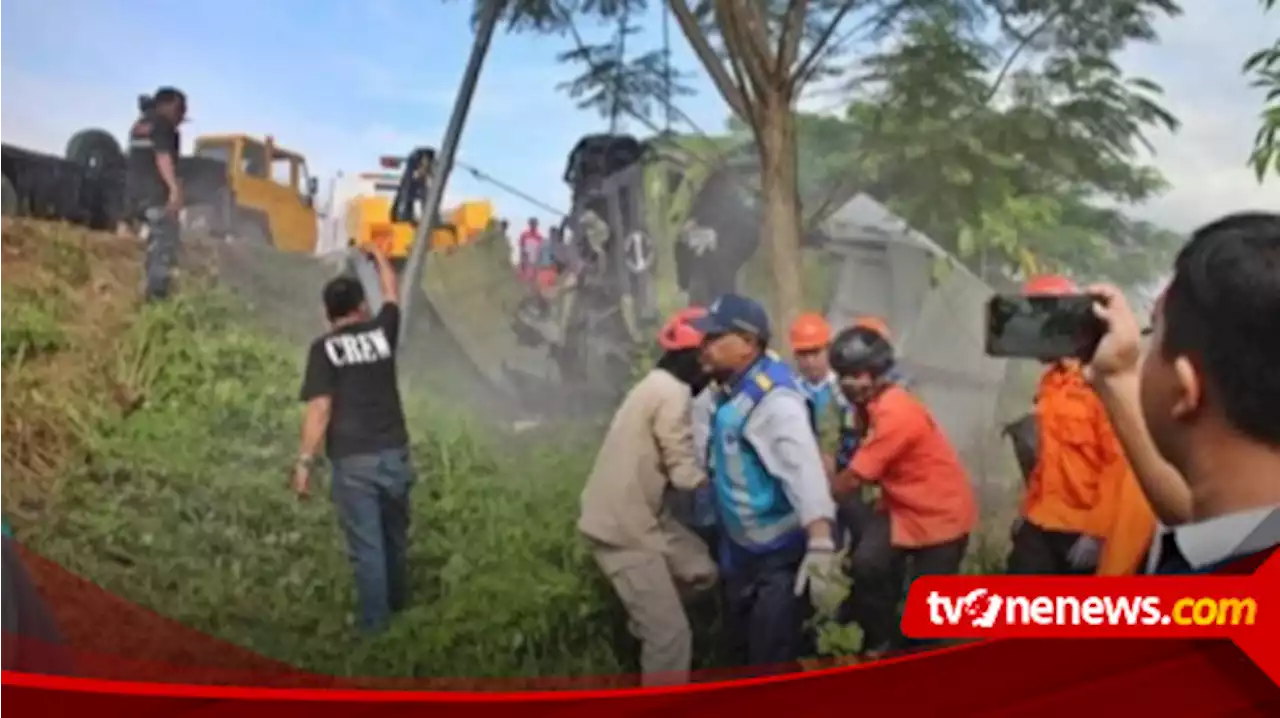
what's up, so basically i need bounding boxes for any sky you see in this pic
[2,0,1276,234]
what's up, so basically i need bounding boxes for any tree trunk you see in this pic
[755,98,804,357]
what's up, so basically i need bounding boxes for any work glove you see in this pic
[1066,535,1102,571]
[794,536,845,613]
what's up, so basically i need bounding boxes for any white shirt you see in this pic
[1146,505,1280,573]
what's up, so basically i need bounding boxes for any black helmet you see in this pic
[830,325,895,378]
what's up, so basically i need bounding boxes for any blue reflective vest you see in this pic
[799,375,839,425]
[708,355,808,568]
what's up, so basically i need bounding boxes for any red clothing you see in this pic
[845,385,977,548]
[518,229,543,282]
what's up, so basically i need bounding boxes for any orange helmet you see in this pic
[790,312,832,352]
[852,315,892,342]
[1023,274,1078,296]
[658,307,707,351]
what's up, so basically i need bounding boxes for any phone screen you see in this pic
[984,294,1105,361]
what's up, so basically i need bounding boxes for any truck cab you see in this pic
[191,134,318,253]
[343,152,493,266]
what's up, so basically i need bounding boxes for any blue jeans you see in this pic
[142,207,181,301]
[721,539,811,671]
[330,447,415,633]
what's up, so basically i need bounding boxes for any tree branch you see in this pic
[776,0,810,77]
[978,6,1066,107]
[668,0,752,118]
[790,0,858,90]
[714,0,776,93]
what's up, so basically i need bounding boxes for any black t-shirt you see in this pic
[299,304,409,459]
[126,111,180,211]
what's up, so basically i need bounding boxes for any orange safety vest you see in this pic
[1096,469,1158,575]
[1021,363,1125,539]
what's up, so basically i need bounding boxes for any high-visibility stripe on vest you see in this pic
[708,354,808,560]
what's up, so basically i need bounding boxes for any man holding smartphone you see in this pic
[293,246,416,633]
[1086,212,1280,574]
[126,87,187,302]
[1005,275,1132,575]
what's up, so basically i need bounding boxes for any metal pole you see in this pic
[398,0,506,343]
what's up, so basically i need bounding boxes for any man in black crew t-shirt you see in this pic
[126,87,187,302]
[294,245,415,633]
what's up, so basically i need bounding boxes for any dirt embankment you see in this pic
[1,220,337,684]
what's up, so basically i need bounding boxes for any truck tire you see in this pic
[67,129,127,230]
[1,176,18,218]
[65,129,124,173]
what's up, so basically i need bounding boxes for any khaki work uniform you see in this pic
[578,369,718,686]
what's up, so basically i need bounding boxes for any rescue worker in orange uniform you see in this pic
[578,307,719,686]
[1095,469,1159,575]
[1008,275,1131,575]
[826,325,977,653]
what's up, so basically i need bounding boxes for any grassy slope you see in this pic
[0,220,628,680]
[1,219,1013,681]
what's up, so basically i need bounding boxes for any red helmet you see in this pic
[852,315,892,342]
[789,313,832,352]
[658,307,707,351]
[1023,274,1078,296]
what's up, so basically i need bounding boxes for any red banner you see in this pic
[3,546,1279,715]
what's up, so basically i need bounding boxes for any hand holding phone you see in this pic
[1082,283,1145,382]
[984,293,1107,361]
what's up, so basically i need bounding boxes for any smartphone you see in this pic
[984,294,1105,361]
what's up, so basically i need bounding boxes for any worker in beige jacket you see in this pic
[578,306,718,687]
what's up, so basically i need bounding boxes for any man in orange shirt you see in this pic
[826,325,977,654]
[1008,275,1129,575]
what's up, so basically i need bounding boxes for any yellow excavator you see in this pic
[339,147,555,414]
[343,155,493,267]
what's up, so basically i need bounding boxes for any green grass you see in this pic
[3,279,633,679]
[1,220,1017,682]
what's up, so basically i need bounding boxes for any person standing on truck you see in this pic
[125,87,187,302]
[578,307,719,687]
[826,324,976,655]
[292,244,416,634]
[1005,275,1132,576]
[692,294,841,671]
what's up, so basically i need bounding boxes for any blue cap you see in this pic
[692,293,771,340]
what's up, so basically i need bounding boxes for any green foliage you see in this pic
[0,222,1033,679]
[7,283,632,679]
[1244,0,1280,181]
[780,3,1185,287]
[2,285,67,364]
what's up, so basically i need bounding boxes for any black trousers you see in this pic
[2,537,73,675]
[1006,520,1092,575]
[848,511,969,652]
[722,540,813,672]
